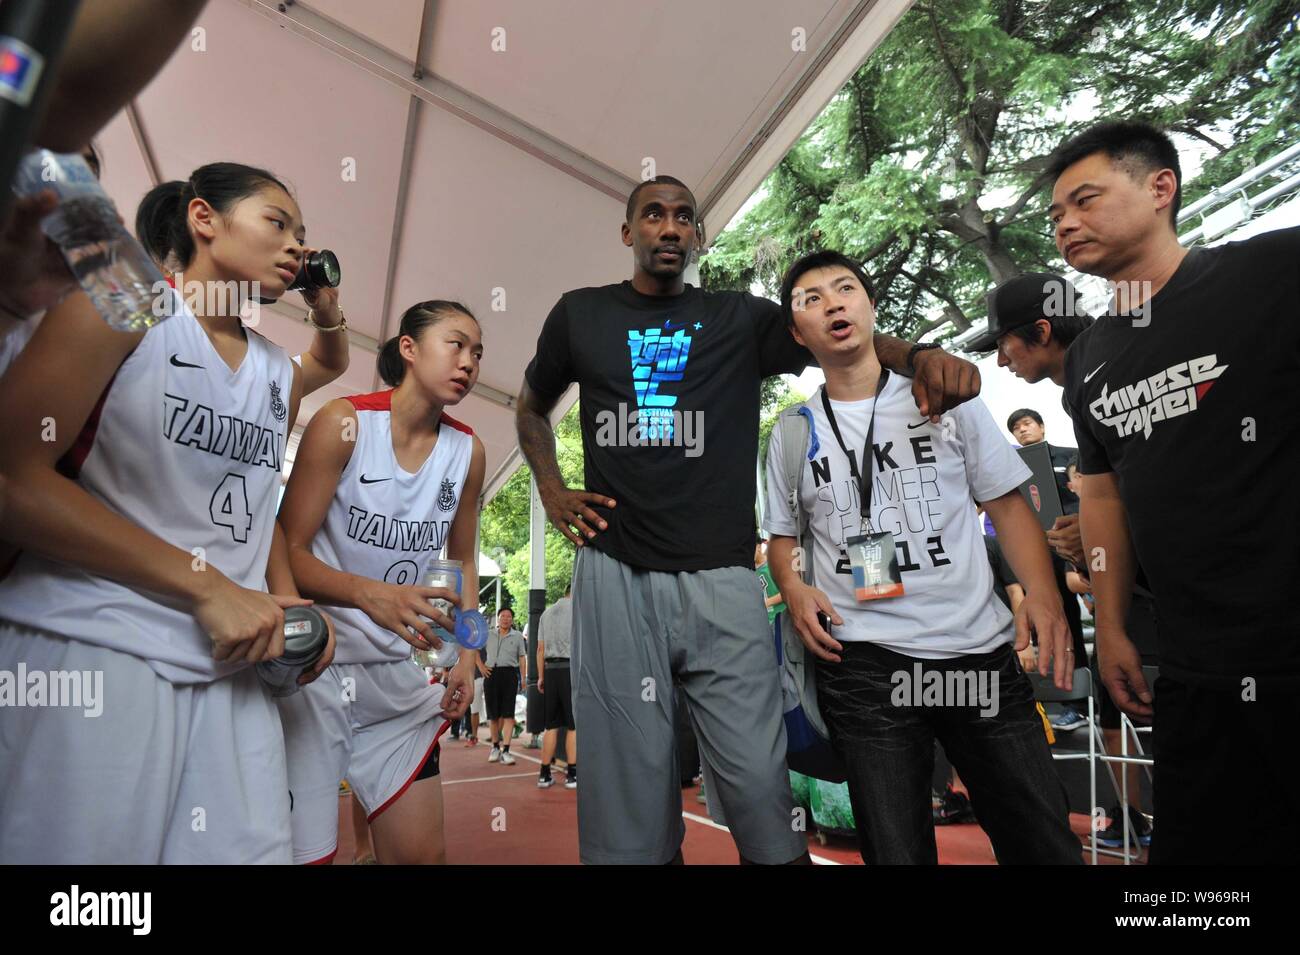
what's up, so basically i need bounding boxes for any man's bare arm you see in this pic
[37,1,210,153]
[1079,472,1136,635]
[873,334,981,420]
[515,376,614,546]
[982,489,1072,689]
[515,377,567,494]
[1079,472,1152,717]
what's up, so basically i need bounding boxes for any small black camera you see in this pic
[257,249,341,304]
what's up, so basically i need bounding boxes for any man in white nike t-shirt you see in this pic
[764,250,1082,865]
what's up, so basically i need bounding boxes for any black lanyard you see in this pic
[820,369,889,533]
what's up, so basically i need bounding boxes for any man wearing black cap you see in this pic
[969,274,1091,563]
[967,273,1093,391]
[978,272,1158,847]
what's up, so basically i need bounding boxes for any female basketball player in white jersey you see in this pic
[276,300,486,864]
[0,163,340,864]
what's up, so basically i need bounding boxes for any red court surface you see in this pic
[332,727,1144,865]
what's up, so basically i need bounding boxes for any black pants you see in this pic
[817,642,1082,866]
[1150,674,1300,864]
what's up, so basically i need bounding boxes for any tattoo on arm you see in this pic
[515,380,566,491]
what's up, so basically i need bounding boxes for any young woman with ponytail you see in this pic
[0,162,336,864]
[276,301,486,864]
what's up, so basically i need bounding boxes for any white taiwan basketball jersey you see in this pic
[313,390,474,665]
[0,297,294,683]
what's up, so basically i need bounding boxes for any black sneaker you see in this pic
[564,768,577,790]
[537,771,555,789]
[933,787,975,825]
[1096,805,1152,848]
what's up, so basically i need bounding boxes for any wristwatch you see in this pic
[906,341,943,375]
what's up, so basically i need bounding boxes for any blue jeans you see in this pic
[816,641,1082,865]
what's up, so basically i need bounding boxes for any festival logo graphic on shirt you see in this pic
[437,478,457,512]
[625,318,696,440]
[1087,353,1227,440]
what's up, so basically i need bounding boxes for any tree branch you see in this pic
[899,267,961,311]
[996,169,1052,229]
[1168,122,1229,154]
[923,4,966,98]
[859,230,900,266]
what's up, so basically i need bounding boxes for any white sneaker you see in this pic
[500,751,516,766]
[488,747,500,763]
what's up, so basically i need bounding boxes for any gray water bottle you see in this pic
[11,149,174,332]
[256,606,329,698]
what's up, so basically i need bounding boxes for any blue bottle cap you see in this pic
[455,609,489,650]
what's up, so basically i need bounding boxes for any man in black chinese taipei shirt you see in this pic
[516,176,982,864]
[1053,121,1300,864]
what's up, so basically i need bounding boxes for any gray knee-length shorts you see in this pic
[571,546,804,864]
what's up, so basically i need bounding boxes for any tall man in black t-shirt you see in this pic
[1052,120,1300,863]
[516,176,983,865]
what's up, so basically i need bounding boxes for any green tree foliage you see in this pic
[760,375,808,466]
[703,0,1300,341]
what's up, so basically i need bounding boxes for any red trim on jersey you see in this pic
[57,365,123,480]
[440,412,473,436]
[366,718,452,823]
[344,392,473,437]
[346,389,394,412]
[303,848,337,866]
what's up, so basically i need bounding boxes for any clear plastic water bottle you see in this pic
[421,559,489,666]
[422,558,463,664]
[11,149,174,332]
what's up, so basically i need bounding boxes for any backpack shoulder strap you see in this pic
[775,401,819,584]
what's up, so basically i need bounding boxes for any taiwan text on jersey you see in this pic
[314,390,475,664]
[0,305,294,683]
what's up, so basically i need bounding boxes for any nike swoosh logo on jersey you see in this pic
[170,354,204,369]
[1083,362,1108,383]
[663,319,690,331]
[906,419,929,429]
[360,474,391,484]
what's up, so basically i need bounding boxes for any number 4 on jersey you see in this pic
[210,473,253,542]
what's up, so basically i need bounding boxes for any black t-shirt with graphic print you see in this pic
[525,281,808,573]
[1063,227,1300,684]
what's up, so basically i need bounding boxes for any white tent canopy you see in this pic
[93,0,912,505]
[477,551,500,578]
